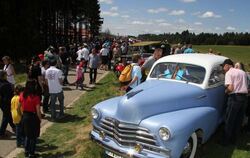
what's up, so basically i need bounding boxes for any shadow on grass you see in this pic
[49,113,86,123]
[36,141,75,158]
[195,125,250,158]
[37,150,76,158]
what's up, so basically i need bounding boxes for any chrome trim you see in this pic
[90,130,171,158]
[94,117,166,155]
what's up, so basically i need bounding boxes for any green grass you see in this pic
[15,73,27,84]
[17,71,250,158]
[193,45,250,71]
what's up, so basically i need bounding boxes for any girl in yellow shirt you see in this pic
[11,85,24,147]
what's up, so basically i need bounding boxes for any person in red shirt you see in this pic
[19,80,42,158]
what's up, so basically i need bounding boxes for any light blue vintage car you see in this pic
[90,54,228,158]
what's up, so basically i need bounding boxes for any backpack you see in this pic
[119,64,133,83]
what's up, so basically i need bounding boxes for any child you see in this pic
[76,58,85,90]
[11,84,24,147]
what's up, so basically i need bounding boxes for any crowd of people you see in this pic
[0,39,250,157]
[0,38,132,157]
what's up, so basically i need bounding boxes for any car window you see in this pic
[150,62,206,84]
[208,66,225,86]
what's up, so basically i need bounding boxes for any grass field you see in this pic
[193,45,250,71]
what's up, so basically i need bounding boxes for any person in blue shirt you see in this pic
[122,54,142,92]
[184,44,194,54]
[164,65,189,80]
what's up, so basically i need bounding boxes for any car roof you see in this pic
[156,53,228,68]
[130,41,161,47]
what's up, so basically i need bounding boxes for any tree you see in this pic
[0,0,102,60]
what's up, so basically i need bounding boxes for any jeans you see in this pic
[42,88,50,112]
[25,137,37,156]
[89,68,97,83]
[224,94,247,143]
[62,65,69,84]
[84,61,88,72]
[0,106,15,135]
[76,77,84,89]
[50,91,64,120]
[16,123,24,146]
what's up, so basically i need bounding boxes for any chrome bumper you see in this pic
[90,130,171,158]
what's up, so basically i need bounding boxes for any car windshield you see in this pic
[149,62,206,84]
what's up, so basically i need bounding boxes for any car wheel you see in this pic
[180,132,198,158]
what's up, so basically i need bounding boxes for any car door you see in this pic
[206,65,226,123]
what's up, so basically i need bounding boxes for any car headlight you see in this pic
[159,127,171,141]
[91,108,100,119]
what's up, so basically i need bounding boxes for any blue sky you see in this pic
[99,0,250,36]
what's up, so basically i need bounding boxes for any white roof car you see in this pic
[148,53,228,89]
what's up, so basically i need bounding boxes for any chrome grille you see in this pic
[98,117,158,147]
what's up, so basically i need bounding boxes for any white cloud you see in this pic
[155,19,166,23]
[121,15,130,18]
[131,21,152,25]
[110,6,118,11]
[194,22,202,25]
[169,10,185,16]
[200,11,221,18]
[159,23,171,26]
[153,30,161,34]
[131,21,145,25]
[177,18,185,23]
[147,8,168,14]
[115,27,125,30]
[226,26,236,31]
[99,0,113,4]
[180,0,196,3]
[101,11,119,17]
[215,27,221,30]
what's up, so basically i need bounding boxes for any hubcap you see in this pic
[181,138,193,158]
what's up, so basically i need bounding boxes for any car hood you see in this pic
[115,80,206,124]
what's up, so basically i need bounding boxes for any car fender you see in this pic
[140,107,219,158]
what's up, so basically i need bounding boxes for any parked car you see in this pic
[90,54,228,158]
[129,41,171,57]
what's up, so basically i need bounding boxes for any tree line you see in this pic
[138,30,250,45]
[0,0,102,60]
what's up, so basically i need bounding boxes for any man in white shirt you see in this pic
[76,46,83,62]
[100,45,109,70]
[82,44,89,72]
[45,58,64,120]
